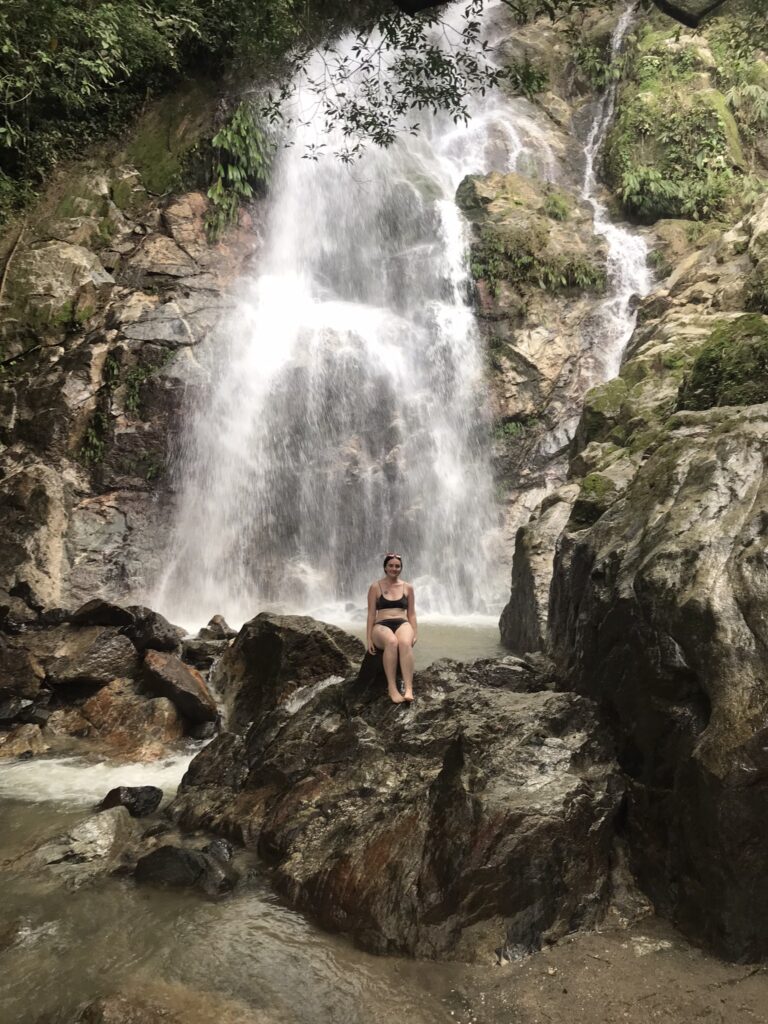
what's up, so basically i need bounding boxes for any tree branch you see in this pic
[392,0,731,28]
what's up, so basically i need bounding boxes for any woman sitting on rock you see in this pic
[366,553,417,704]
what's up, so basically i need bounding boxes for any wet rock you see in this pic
[124,606,185,654]
[0,722,49,758]
[99,785,163,818]
[172,653,619,960]
[47,631,139,687]
[211,613,364,732]
[142,650,217,723]
[81,680,184,756]
[44,708,92,737]
[15,807,134,886]
[198,615,236,641]
[134,844,238,895]
[0,694,29,722]
[181,637,229,671]
[69,599,135,628]
[0,642,45,699]
[0,588,39,630]
[203,838,234,862]
[500,484,579,653]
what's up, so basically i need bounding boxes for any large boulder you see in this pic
[210,613,365,732]
[81,679,184,757]
[171,658,619,960]
[142,650,217,723]
[47,630,139,687]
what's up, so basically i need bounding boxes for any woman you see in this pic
[366,553,417,704]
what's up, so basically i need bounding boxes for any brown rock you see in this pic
[0,723,49,758]
[81,679,184,756]
[44,708,92,738]
[0,643,45,699]
[142,650,217,723]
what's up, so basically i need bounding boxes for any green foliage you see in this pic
[470,224,606,296]
[647,247,672,276]
[79,410,109,465]
[677,315,768,410]
[543,192,570,221]
[567,30,621,90]
[205,102,273,241]
[504,58,548,100]
[605,91,739,221]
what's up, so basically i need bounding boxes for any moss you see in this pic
[470,222,606,296]
[569,472,618,527]
[123,81,218,196]
[677,315,768,410]
[603,32,745,222]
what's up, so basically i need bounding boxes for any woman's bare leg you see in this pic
[372,625,404,703]
[396,623,415,700]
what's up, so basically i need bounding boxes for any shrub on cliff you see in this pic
[677,314,768,410]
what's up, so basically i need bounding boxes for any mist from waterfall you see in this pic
[154,16,560,629]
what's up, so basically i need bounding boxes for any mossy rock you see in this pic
[122,80,219,196]
[576,378,630,448]
[603,30,746,222]
[677,314,768,410]
[569,472,618,527]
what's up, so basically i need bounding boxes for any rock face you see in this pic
[210,613,365,732]
[504,195,768,960]
[172,646,620,960]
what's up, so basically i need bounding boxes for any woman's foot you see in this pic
[403,689,414,703]
[388,688,405,704]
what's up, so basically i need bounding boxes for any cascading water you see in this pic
[154,15,558,630]
[580,2,651,380]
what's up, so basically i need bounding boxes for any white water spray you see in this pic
[154,18,558,629]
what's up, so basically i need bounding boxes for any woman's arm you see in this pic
[366,584,377,654]
[407,584,417,646]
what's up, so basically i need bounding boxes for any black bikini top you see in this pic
[376,584,408,610]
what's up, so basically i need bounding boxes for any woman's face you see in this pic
[385,559,402,577]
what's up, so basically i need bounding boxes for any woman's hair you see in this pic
[383,552,403,569]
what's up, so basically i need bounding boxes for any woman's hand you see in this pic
[367,638,377,655]
[411,635,417,647]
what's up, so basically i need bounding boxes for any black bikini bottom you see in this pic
[377,619,408,634]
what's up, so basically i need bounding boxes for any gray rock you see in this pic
[15,807,134,885]
[211,613,365,732]
[198,614,236,641]
[99,785,163,818]
[47,630,139,686]
[134,844,237,895]
[69,599,134,628]
[124,606,185,654]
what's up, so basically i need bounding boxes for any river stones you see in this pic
[81,681,184,756]
[99,785,163,818]
[210,613,365,732]
[12,807,135,886]
[0,722,49,758]
[172,650,620,960]
[142,650,217,723]
[134,844,238,895]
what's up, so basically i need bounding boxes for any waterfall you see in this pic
[580,2,651,380]
[154,2,648,631]
[154,23,559,629]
